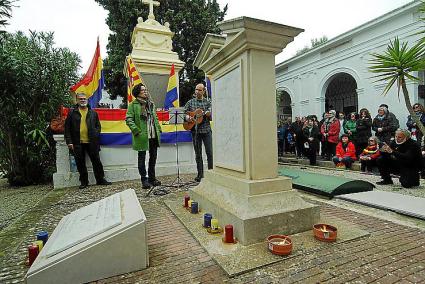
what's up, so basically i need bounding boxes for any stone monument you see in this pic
[191,17,320,245]
[25,189,148,284]
[130,0,184,107]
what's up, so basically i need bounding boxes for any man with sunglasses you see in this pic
[64,93,112,189]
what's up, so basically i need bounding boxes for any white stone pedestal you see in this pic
[191,171,319,245]
[191,17,320,245]
[25,189,148,284]
[53,135,202,189]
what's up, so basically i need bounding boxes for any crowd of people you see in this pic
[277,103,425,188]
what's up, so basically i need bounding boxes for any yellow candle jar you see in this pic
[211,219,219,230]
[34,240,43,251]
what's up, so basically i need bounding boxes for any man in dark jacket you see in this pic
[64,93,111,189]
[376,129,421,188]
[302,118,320,165]
[291,117,305,158]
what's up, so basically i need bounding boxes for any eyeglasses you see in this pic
[195,89,204,91]
[368,140,375,142]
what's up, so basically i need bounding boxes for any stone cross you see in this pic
[142,0,160,20]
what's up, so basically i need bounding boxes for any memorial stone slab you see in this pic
[337,190,425,219]
[25,189,148,284]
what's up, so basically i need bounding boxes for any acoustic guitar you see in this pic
[183,109,204,130]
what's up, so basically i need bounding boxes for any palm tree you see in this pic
[369,37,425,136]
[0,0,15,33]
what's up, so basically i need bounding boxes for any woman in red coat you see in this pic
[320,110,340,161]
[333,134,356,169]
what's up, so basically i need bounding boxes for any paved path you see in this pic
[0,172,425,283]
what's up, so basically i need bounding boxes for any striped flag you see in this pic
[61,108,192,145]
[124,56,143,103]
[70,39,104,107]
[205,75,212,99]
[164,64,179,109]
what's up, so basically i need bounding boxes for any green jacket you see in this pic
[126,100,162,151]
[344,120,357,140]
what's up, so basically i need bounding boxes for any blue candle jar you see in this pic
[36,231,49,245]
[191,202,198,214]
[204,213,212,227]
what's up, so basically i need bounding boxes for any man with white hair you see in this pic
[65,93,112,189]
[376,129,421,188]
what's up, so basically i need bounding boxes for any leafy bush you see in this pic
[0,31,80,185]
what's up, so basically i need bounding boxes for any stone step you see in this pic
[279,155,361,171]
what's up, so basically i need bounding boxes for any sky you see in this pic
[6,0,414,72]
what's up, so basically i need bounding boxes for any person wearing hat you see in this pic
[126,83,162,189]
[332,134,357,169]
[64,93,112,189]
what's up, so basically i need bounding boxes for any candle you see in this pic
[188,200,192,209]
[34,240,43,251]
[224,225,234,243]
[204,213,212,227]
[191,202,198,214]
[184,195,190,207]
[28,245,39,266]
[211,218,219,230]
[36,231,49,245]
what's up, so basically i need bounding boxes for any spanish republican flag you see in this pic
[70,39,104,107]
[124,56,143,103]
[164,64,179,109]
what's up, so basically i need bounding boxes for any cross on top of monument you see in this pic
[142,0,160,20]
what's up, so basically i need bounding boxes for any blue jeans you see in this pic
[332,156,354,169]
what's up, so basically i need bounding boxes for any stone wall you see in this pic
[53,135,200,189]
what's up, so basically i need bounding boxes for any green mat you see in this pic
[278,168,375,198]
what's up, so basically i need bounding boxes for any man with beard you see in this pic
[376,129,421,188]
[65,93,112,189]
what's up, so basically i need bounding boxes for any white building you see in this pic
[276,0,423,128]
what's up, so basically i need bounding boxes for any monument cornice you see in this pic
[196,17,303,74]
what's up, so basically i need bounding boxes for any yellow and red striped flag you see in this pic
[124,56,143,103]
[70,39,104,107]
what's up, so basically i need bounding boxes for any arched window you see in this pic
[325,73,358,114]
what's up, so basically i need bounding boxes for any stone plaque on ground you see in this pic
[45,194,122,257]
[25,189,148,284]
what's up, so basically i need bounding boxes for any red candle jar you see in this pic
[184,195,190,207]
[224,225,234,243]
[28,244,39,266]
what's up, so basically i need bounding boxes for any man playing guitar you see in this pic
[184,83,213,182]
